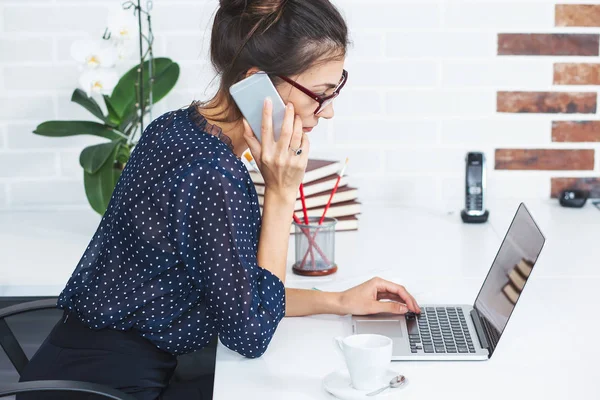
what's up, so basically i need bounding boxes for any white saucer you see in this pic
[322,369,408,399]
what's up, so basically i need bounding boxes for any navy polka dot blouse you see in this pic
[57,101,286,358]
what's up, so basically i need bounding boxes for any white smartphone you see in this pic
[229,72,287,143]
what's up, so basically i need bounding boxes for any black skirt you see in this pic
[17,311,214,400]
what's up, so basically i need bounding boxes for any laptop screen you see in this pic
[473,203,545,355]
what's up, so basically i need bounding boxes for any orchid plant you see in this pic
[34,1,179,215]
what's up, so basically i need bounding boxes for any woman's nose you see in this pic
[317,103,335,119]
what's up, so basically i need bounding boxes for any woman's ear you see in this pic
[244,66,261,78]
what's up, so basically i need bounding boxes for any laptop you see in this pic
[352,203,545,361]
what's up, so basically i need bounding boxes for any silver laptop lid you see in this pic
[472,203,546,357]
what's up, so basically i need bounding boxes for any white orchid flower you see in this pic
[107,8,139,43]
[115,40,137,61]
[79,68,119,96]
[71,39,118,69]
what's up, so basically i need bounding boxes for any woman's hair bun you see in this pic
[219,0,285,18]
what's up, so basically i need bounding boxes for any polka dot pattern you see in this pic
[57,102,286,358]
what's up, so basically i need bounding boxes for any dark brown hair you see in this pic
[197,0,351,124]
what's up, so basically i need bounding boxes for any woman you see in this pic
[19,0,420,399]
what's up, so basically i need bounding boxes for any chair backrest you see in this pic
[0,298,58,375]
[0,299,136,400]
[0,380,137,400]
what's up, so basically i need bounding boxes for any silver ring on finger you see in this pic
[289,147,302,156]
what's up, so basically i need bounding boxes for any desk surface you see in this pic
[213,199,600,400]
[1,200,599,399]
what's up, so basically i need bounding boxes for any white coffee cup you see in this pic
[334,334,393,391]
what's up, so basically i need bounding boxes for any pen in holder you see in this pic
[292,217,338,276]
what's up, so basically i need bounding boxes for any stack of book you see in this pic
[248,159,360,233]
[501,258,533,305]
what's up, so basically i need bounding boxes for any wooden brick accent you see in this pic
[552,121,600,142]
[497,92,597,114]
[554,63,600,85]
[556,5,600,27]
[495,149,595,170]
[498,34,599,56]
[551,177,600,198]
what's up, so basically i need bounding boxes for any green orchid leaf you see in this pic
[34,121,125,141]
[119,101,139,133]
[79,140,123,175]
[83,144,122,215]
[110,58,179,118]
[103,95,121,127]
[150,62,180,104]
[71,89,107,123]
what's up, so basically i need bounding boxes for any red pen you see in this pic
[318,158,349,225]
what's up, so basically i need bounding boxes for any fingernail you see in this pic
[287,103,293,110]
[265,97,272,106]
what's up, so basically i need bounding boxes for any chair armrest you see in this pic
[0,380,137,400]
[0,298,58,320]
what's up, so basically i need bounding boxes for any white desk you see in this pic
[1,200,599,399]
[213,200,600,400]
[0,208,101,296]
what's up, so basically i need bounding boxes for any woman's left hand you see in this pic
[337,277,421,316]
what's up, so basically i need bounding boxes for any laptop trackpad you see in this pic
[355,320,403,339]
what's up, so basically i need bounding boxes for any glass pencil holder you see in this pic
[292,217,338,276]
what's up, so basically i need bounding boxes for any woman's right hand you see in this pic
[337,277,421,316]
[243,97,310,201]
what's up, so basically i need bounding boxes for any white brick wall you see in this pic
[1,0,598,212]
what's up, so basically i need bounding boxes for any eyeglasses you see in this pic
[276,69,348,115]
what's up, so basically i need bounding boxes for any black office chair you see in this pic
[0,298,135,400]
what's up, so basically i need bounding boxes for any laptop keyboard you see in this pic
[406,307,476,354]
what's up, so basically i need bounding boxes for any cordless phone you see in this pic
[461,152,489,223]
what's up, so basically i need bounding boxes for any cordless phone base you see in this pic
[461,209,489,223]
